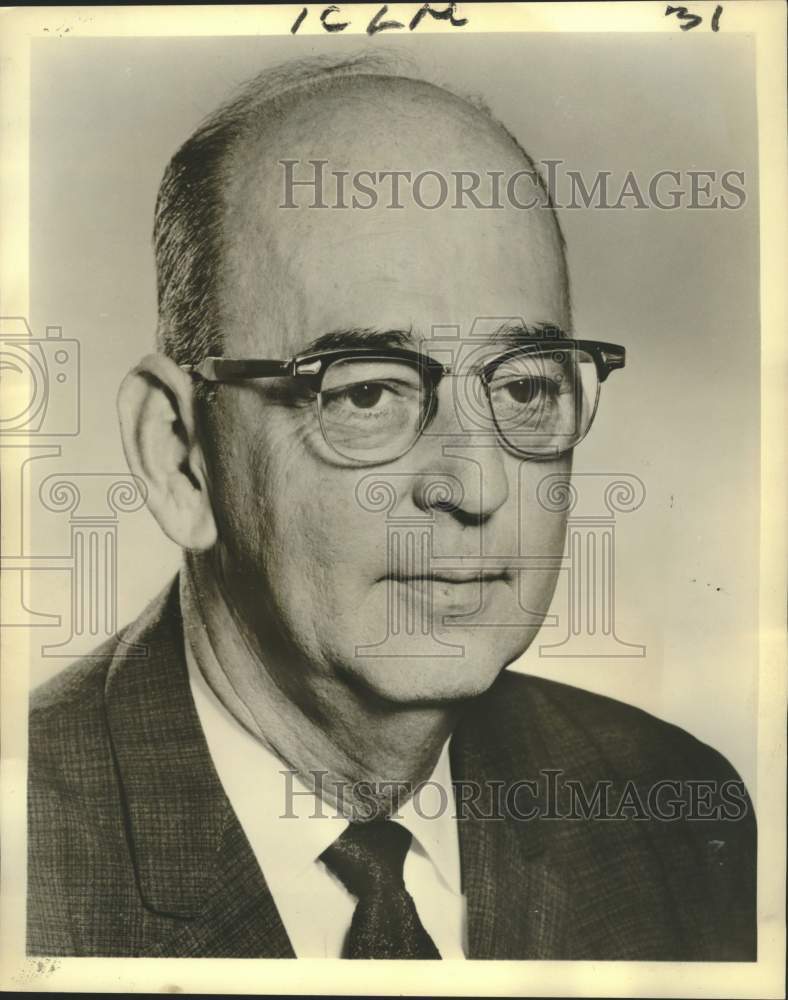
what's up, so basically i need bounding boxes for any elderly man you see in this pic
[28,56,756,960]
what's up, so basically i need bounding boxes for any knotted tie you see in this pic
[320,820,442,959]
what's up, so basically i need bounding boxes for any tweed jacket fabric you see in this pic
[28,579,756,959]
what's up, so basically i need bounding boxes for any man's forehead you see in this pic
[220,210,567,359]
[217,76,567,357]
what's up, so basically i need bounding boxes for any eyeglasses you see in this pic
[184,338,626,466]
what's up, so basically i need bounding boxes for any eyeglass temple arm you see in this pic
[183,358,294,382]
[597,345,626,382]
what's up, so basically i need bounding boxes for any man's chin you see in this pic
[341,646,520,707]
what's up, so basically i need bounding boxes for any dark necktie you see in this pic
[320,820,442,959]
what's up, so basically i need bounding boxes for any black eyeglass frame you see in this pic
[183,339,625,387]
[182,339,626,464]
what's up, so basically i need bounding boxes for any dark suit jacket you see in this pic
[28,579,756,959]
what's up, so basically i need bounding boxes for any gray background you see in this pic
[26,32,759,792]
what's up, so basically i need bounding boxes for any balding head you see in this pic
[154,55,569,365]
[126,55,575,716]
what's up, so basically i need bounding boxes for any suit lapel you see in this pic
[142,821,295,958]
[450,683,572,960]
[104,580,295,957]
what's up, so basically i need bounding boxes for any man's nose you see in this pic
[410,379,510,523]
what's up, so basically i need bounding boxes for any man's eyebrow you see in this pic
[299,328,415,355]
[296,322,568,357]
[490,320,569,347]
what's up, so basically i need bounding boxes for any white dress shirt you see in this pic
[183,628,468,958]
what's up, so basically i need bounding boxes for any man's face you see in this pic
[198,83,571,709]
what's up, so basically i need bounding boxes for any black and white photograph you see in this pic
[0,3,785,996]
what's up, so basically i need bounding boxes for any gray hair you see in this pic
[153,52,564,366]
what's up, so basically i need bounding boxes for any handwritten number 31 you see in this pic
[666,4,723,31]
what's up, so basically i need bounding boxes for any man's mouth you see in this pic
[384,570,510,616]
[390,569,508,585]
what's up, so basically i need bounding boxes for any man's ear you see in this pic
[117,353,218,551]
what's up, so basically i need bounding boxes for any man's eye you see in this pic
[346,382,385,409]
[500,376,558,404]
[325,379,414,411]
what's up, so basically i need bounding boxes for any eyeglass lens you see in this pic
[316,348,599,464]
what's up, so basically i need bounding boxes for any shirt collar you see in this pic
[396,744,462,896]
[181,568,462,898]
[183,611,343,880]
